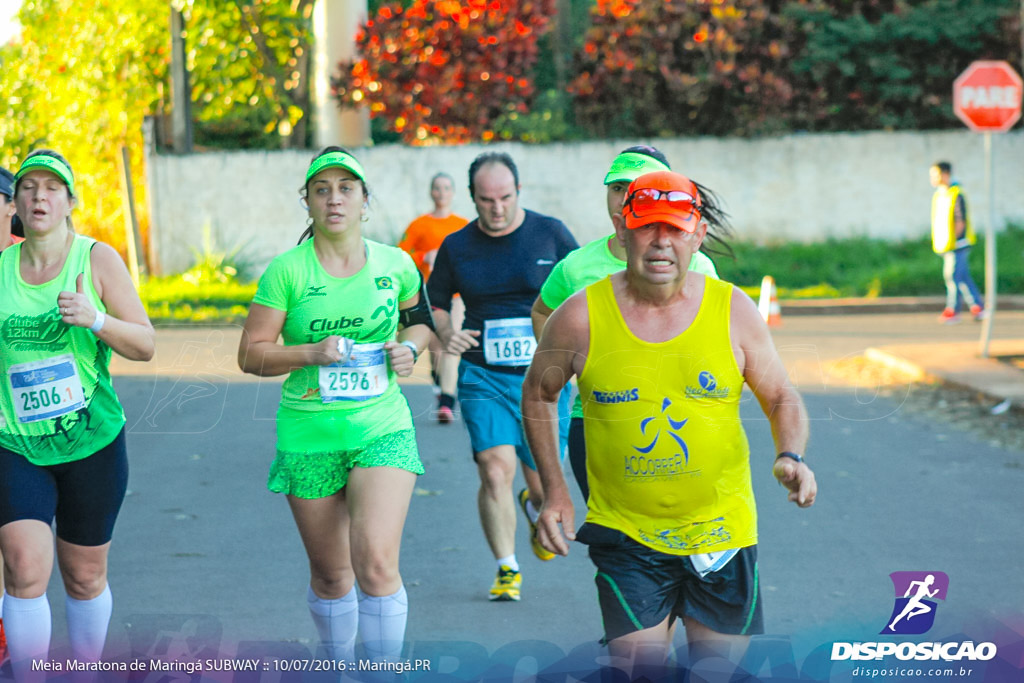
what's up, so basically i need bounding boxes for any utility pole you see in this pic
[312,0,370,148]
[170,4,193,153]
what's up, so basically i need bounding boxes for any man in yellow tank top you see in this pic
[522,171,817,677]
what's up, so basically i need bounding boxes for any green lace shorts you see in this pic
[268,428,423,499]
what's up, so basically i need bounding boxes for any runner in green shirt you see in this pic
[0,149,154,678]
[530,145,726,500]
[238,147,432,664]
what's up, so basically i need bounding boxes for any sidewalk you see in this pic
[864,338,1024,407]
[780,293,1024,315]
[769,295,1024,409]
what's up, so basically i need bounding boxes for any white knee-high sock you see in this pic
[4,592,52,682]
[307,585,358,663]
[65,584,112,662]
[358,585,407,661]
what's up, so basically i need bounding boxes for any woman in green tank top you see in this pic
[238,147,432,665]
[0,149,154,677]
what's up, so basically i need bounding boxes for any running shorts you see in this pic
[456,360,569,470]
[576,522,763,642]
[269,427,423,499]
[0,429,128,546]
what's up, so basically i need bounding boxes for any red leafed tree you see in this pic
[334,0,556,145]
[570,0,799,138]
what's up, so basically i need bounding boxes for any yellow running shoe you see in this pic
[518,488,555,561]
[489,565,522,602]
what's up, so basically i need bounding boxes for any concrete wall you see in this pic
[146,130,1024,275]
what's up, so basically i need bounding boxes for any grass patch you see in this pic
[716,224,1024,298]
[140,276,255,325]
[140,225,1024,324]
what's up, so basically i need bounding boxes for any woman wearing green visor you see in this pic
[238,146,432,664]
[530,145,730,500]
[0,149,154,678]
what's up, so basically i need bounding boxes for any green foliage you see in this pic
[0,0,316,258]
[183,0,316,148]
[785,0,1022,131]
[491,89,577,142]
[138,226,1024,325]
[182,223,260,285]
[139,224,259,324]
[570,0,799,138]
[567,0,1021,138]
[0,0,169,248]
[141,276,255,325]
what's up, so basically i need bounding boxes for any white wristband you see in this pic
[400,340,419,360]
[90,310,106,334]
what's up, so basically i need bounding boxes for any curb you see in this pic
[862,348,935,383]
[780,295,1024,316]
[863,342,1024,414]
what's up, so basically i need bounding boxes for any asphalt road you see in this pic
[20,312,1024,681]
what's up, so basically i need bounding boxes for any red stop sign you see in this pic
[953,60,1023,132]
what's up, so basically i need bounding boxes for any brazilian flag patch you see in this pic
[374,277,393,290]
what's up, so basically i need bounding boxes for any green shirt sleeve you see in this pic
[396,249,420,303]
[253,255,291,311]
[539,258,574,310]
[690,251,719,280]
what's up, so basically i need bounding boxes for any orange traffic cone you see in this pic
[758,275,782,327]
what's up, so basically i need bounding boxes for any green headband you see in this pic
[15,155,75,196]
[603,152,671,185]
[305,151,366,185]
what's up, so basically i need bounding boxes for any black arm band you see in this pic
[776,451,803,463]
[398,276,436,331]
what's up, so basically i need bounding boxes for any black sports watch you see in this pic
[776,451,804,464]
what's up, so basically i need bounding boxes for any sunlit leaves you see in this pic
[184,0,314,148]
[570,0,796,138]
[334,0,557,145]
[0,0,169,248]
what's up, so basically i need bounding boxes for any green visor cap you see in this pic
[15,155,75,196]
[305,151,367,185]
[603,152,671,185]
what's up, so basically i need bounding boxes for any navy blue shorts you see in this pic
[568,417,588,500]
[0,429,129,546]
[456,360,570,470]
[577,523,763,642]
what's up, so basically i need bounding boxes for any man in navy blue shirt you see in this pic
[427,152,578,602]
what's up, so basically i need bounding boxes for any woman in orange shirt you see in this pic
[397,173,467,423]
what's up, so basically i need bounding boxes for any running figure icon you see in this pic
[888,574,939,631]
[882,571,949,635]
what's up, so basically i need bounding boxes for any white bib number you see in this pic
[8,354,87,424]
[483,317,536,367]
[319,342,388,402]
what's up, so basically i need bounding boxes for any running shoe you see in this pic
[518,488,555,561]
[937,309,961,325]
[489,565,522,602]
[436,405,455,424]
[969,305,989,322]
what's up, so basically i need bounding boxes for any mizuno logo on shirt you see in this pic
[536,259,554,265]
[304,285,327,298]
